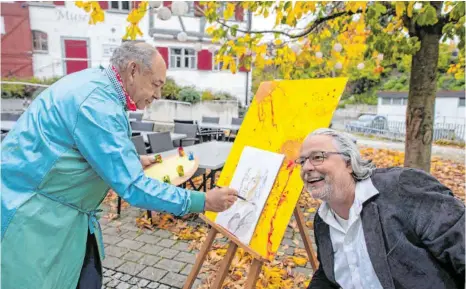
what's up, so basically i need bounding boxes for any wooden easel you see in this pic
[183,203,319,289]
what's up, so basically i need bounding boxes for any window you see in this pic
[459,98,465,107]
[212,51,238,71]
[381,98,391,105]
[185,1,195,16]
[1,16,5,35]
[391,98,402,105]
[401,98,408,105]
[170,48,196,69]
[32,30,48,52]
[109,1,130,11]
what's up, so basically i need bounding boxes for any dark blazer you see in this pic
[308,167,465,289]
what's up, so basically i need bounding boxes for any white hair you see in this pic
[110,41,157,72]
[308,128,376,181]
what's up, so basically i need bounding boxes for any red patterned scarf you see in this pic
[111,65,137,111]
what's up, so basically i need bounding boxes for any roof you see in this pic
[377,91,465,99]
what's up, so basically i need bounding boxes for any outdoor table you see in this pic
[198,123,241,141]
[198,122,241,131]
[157,141,233,190]
[1,121,17,132]
[132,131,187,144]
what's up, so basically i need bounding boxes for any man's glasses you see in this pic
[294,151,346,166]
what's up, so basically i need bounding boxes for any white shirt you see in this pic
[318,178,383,289]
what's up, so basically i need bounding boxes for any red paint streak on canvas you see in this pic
[269,96,276,127]
[266,167,294,258]
[257,104,264,122]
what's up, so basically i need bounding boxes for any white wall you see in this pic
[378,97,465,125]
[148,10,250,104]
[144,99,239,124]
[28,3,249,104]
[29,2,150,78]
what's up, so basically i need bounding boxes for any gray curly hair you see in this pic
[110,41,158,72]
[307,128,376,180]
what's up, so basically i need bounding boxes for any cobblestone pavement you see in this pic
[99,205,316,289]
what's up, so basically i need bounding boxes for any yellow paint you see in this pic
[206,77,348,260]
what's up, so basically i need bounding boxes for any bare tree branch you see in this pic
[217,10,353,39]
[196,5,361,39]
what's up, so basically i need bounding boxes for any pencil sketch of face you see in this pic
[238,168,268,202]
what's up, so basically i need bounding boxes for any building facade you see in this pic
[1,2,34,77]
[377,91,465,125]
[1,1,252,104]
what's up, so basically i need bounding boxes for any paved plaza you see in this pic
[99,204,317,289]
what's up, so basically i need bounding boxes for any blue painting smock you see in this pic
[1,66,205,289]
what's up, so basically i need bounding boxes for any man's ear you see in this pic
[130,63,137,77]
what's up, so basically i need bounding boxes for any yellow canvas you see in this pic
[206,77,348,260]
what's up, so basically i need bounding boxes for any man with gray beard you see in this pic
[296,129,465,289]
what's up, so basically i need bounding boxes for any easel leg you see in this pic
[211,241,238,288]
[183,228,218,289]
[294,207,319,271]
[244,259,263,289]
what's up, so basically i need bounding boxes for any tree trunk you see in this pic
[404,26,442,172]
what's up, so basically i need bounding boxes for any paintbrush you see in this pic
[214,185,255,205]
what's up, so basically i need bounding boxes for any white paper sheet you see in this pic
[215,146,285,245]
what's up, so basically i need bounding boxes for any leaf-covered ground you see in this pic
[103,148,465,288]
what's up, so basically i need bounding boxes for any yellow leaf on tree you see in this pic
[407,1,414,18]
[224,3,235,20]
[395,2,405,17]
[229,57,237,73]
[206,26,215,35]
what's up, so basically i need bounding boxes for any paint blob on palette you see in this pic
[206,77,348,260]
[215,146,285,245]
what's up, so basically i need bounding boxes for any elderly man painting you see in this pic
[297,129,465,289]
[1,42,237,289]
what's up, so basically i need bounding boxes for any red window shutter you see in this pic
[133,1,141,8]
[163,1,172,8]
[98,1,108,9]
[197,50,212,71]
[53,1,65,5]
[194,1,204,17]
[239,56,250,72]
[157,47,169,68]
[235,5,244,21]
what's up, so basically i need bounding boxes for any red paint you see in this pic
[133,1,141,9]
[269,97,276,127]
[53,1,65,5]
[197,49,212,70]
[156,47,169,68]
[257,104,264,122]
[1,2,33,77]
[98,1,109,9]
[286,160,294,170]
[163,1,172,7]
[266,167,295,258]
[64,39,89,74]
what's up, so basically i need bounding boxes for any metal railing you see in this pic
[344,119,466,143]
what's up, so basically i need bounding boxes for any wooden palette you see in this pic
[144,154,199,187]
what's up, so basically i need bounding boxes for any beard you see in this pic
[305,174,334,202]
